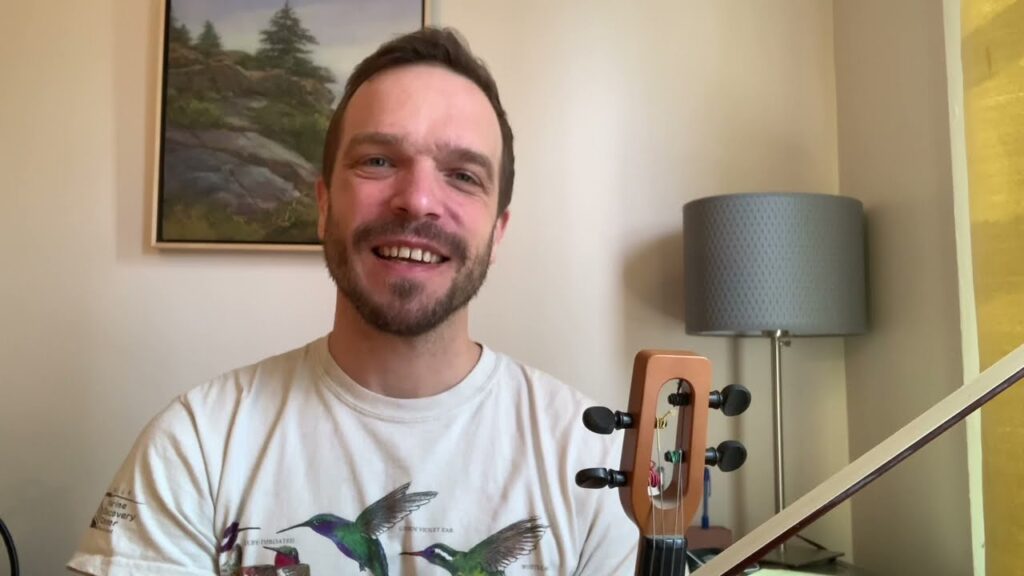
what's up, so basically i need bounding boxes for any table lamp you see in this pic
[682,192,867,567]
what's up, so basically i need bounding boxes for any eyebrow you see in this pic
[345,131,403,150]
[436,146,495,186]
[345,131,496,186]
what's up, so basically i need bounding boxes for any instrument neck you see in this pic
[637,535,687,575]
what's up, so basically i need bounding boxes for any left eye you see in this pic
[449,171,480,186]
[363,157,391,168]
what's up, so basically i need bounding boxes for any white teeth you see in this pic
[378,246,442,264]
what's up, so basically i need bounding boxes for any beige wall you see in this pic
[835,1,973,575]
[443,0,853,551]
[0,1,851,573]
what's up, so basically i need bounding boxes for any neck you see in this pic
[326,293,481,399]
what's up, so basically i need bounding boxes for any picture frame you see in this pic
[150,0,428,251]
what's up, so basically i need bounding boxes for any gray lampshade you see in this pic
[683,192,867,337]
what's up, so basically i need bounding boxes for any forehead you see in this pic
[340,64,502,160]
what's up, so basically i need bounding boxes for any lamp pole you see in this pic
[769,329,789,553]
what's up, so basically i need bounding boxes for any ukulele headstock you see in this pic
[576,350,750,575]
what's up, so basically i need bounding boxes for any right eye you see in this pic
[361,156,392,168]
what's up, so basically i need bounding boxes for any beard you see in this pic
[322,214,495,337]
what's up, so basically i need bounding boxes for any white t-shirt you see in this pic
[67,337,638,575]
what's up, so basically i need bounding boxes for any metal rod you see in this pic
[769,329,787,555]
[770,329,786,513]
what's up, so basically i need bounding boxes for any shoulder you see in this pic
[489,350,616,450]
[493,351,598,413]
[179,338,323,414]
[134,338,324,455]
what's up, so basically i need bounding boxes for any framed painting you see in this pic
[150,0,427,251]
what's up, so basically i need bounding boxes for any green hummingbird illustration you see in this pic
[278,482,437,576]
[401,516,547,575]
[224,545,308,576]
[264,545,301,567]
[261,545,309,576]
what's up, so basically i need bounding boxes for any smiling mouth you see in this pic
[372,245,449,265]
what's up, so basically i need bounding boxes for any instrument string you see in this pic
[672,381,685,576]
[672,443,683,574]
[652,425,665,576]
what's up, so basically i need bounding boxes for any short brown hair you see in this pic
[321,27,515,214]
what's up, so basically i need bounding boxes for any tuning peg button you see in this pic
[710,384,752,417]
[582,407,634,435]
[705,440,747,472]
[575,467,628,489]
[668,384,751,417]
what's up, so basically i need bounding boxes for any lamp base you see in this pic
[761,542,843,568]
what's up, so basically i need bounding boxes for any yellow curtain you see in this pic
[962,1,1024,574]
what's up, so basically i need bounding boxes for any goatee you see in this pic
[323,217,495,337]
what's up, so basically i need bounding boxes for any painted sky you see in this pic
[171,0,422,98]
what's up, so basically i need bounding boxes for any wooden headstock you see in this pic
[577,350,749,575]
[621,351,712,536]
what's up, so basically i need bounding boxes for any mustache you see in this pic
[351,219,468,262]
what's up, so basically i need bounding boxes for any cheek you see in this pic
[446,195,493,231]
[322,205,359,248]
[339,181,394,221]
[326,188,366,227]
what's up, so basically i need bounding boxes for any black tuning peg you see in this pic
[582,407,634,435]
[668,383,751,416]
[575,467,627,489]
[705,440,747,472]
[710,384,751,417]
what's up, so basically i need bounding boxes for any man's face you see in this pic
[317,64,509,337]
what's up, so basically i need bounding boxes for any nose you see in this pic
[390,159,441,220]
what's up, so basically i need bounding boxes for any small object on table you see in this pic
[685,467,733,550]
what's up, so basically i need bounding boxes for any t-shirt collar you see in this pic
[313,335,499,422]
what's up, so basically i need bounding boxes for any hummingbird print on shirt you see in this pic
[252,545,310,576]
[264,545,301,568]
[402,516,547,575]
[227,545,309,576]
[219,522,260,576]
[220,522,259,553]
[278,482,438,576]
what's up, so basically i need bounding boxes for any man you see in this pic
[69,27,636,575]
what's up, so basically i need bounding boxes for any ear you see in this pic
[489,210,511,264]
[315,177,329,241]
